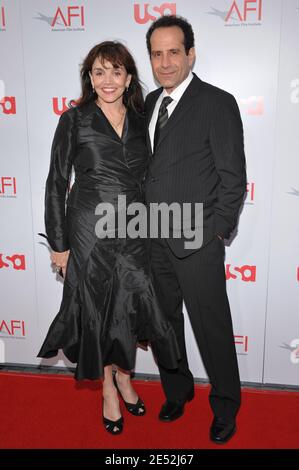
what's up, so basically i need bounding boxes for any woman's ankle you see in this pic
[115,369,131,386]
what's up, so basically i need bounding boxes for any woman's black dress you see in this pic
[37,101,180,380]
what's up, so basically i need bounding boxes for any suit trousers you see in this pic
[151,235,241,422]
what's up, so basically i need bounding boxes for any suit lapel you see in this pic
[146,73,201,152]
[154,74,202,151]
[146,88,162,156]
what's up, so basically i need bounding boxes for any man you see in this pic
[144,15,246,444]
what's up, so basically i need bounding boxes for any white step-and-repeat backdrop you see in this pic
[0,0,298,386]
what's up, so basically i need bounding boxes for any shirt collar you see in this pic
[161,70,194,102]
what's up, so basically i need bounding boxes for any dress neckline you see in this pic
[94,101,128,142]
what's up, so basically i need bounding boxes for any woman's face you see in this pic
[89,57,131,105]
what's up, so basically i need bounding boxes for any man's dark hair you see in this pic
[146,15,195,55]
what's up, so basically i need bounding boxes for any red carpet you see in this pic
[0,371,298,449]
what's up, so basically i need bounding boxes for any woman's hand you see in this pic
[51,250,70,277]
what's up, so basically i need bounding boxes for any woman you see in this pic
[37,42,180,435]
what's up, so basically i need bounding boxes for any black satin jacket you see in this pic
[44,102,148,252]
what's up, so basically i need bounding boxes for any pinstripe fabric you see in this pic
[144,75,246,422]
[145,74,247,258]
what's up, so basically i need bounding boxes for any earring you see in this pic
[92,86,95,93]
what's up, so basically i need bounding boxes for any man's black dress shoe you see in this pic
[210,417,236,444]
[159,388,194,422]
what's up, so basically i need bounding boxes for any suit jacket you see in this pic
[144,73,247,258]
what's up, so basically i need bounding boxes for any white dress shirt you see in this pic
[149,71,194,152]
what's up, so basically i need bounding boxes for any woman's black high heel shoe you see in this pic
[102,399,124,435]
[113,371,146,416]
[103,415,124,435]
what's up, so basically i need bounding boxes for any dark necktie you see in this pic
[153,96,173,151]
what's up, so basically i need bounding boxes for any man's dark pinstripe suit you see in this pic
[145,73,247,423]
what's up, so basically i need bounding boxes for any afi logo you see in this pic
[52,97,69,115]
[290,79,299,104]
[290,339,299,365]
[52,5,84,27]
[0,177,17,196]
[240,96,264,115]
[235,335,249,353]
[0,97,16,114]
[0,254,26,271]
[226,264,256,282]
[246,182,255,202]
[134,3,176,24]
[1,6,5,27]
[226,0,262,22]
[0,320,26,337]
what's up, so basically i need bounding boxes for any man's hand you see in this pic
[51,250,70,277]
